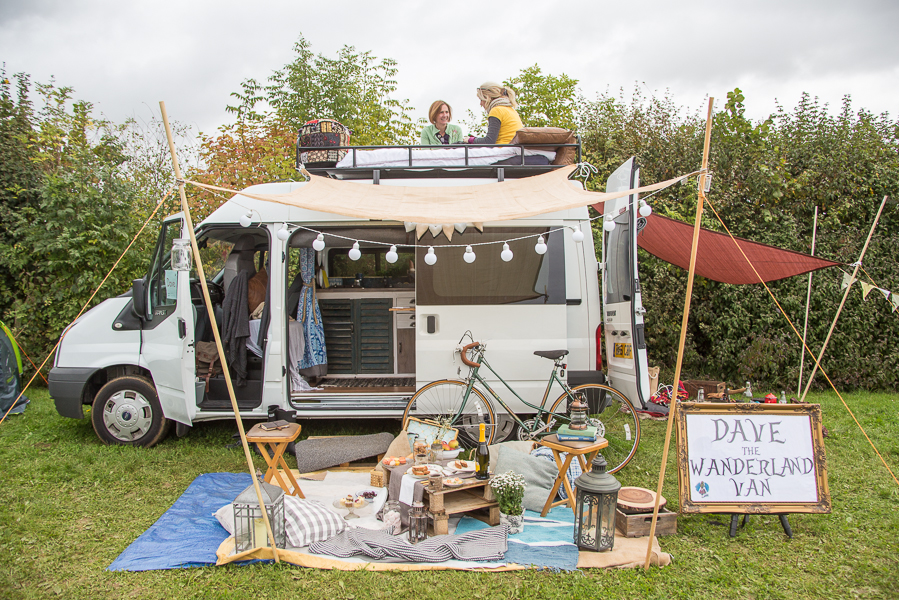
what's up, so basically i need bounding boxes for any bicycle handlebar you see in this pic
[460,342,481,368]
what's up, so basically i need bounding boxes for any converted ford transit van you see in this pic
[50,142,648,447]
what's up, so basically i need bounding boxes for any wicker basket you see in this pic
[296,119,350,168]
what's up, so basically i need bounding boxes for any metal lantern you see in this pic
[408,501,429,544]
[233,481,286,553]
[569,393,589,430]
[171,238,192,271]
[573,453,621,552]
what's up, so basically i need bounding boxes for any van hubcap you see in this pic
[103,390,153,441]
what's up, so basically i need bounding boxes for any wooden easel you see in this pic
[729,513,793,538]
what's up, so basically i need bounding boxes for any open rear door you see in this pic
[601,159,651,409]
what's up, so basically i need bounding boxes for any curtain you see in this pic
[297,248,327,377]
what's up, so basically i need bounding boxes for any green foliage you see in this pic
[505,64,579,130]
[578,86,899,390]
[0,74,169,372]
[234,35,422,145]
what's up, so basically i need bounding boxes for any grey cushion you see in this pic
[493,445,558,513]
[487,440,536,471]
[294,432,395,473]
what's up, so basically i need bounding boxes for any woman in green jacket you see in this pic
[420,100,465,145]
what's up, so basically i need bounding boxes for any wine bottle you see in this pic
[475,423,489,480]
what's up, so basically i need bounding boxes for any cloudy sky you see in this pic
[1,0,896,138]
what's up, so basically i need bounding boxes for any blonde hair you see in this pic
[428,100,453,124]
[476,82,517,111]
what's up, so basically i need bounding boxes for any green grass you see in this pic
[1,389,897,599]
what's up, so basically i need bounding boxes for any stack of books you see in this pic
[555,424,598,442]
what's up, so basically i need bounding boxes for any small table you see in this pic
[246,422,305,497]
[537,434,608,517]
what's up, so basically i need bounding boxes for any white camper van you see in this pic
[50,140,651,448]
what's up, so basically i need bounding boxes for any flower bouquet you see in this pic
[490,471,526,534]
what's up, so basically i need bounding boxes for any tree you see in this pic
[505,65,579,130]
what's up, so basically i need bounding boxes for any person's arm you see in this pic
[467,116,501,144]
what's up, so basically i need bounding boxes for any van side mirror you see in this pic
[131,279,148,321]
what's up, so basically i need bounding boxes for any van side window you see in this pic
[416,228,565,305]
[147,220,181,315]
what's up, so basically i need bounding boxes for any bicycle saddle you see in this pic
[533,350,569,360]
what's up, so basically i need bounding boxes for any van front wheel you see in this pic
[91,376,172,447]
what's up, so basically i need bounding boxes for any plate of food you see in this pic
[449,459,475,472]
[408,464,443,479]
[443,477,464,487]
[355,489,379,501]
[333,494,367,509]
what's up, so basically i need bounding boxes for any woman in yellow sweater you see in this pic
[466,82,523,145]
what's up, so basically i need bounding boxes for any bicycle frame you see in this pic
[457,344,582,437]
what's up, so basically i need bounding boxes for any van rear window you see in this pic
[416,228,565,305]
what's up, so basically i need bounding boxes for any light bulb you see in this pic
[639,200,653,217]
[424,247,437,265]
[348,241,361,261]
[501,243,513,262]
[571,226,584,243]
[386,245,398,263]
[276,224,290,241]
[239,212,253,228]
[463,245,476,263]
[603,216,616,232]
[535,235,547,255]
[312,233,325,251]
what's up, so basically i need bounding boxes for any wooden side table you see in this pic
[246,423,305,497]
[537,434,608,517]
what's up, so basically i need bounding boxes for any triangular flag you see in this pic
[879,288,890,301]
[891,293,899,313]
[841,271,854,290]
[860,281,874,299]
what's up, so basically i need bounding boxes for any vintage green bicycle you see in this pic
[401,335,640,473]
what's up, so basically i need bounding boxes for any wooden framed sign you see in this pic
[675,402,831,514]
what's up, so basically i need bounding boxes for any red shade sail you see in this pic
[593,206,840,284]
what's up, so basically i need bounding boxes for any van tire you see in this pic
[91,376,172,448]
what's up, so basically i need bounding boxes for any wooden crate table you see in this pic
[245,422,304,497]
[424,477,499,535]
[537,434,608,517]
[384,462,499,535]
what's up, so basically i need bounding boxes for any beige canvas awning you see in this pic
[188,165,693,224]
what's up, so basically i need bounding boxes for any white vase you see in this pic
[500,511,524,535]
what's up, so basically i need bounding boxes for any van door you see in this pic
[602,159,651,409]
[138,214,197,425]
[415,226,568,425]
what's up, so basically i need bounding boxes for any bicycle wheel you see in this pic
[547,384,640,473]
[402,380,496,447]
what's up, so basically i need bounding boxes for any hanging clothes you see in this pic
[297,248,327,378]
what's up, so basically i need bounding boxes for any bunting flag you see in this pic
[861,281,874,299]
[841,271,855,290]
[838,272,899,314]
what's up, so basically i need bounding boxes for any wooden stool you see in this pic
[537,434,608,517]
[246,422,304,497]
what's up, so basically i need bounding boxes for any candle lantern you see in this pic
[171,238,192,271]
[568,393,589,430]
[408,501,429,544]
[573,453,621,551]
[233,481,286,553]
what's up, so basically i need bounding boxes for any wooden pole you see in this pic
[159,102,280,562]
[797,206,818,394]
[799,195,888,402]
[643,97,714,571]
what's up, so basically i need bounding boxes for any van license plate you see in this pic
[613,343,633,359]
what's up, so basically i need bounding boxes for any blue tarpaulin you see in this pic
[108,472,252,571]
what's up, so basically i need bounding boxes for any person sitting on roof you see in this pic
[466,82,524,145]
[420,100,465,145]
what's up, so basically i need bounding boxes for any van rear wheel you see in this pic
[91,376,172,447]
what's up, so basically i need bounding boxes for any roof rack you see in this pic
[295,140,581,181]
